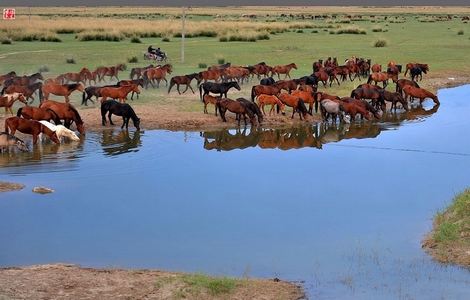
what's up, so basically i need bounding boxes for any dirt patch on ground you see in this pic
[0,181,25,193]
[0,264,304,300]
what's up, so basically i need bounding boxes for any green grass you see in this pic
[434,221,459,242]
[182,274,238,295]
[0,14,469,113]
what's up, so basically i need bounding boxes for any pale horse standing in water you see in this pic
[39,120,80,142]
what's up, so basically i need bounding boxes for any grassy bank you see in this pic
[0,264,304,300]
[423,189,470,267]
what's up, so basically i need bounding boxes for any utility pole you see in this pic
[181,6,186,64]
[28,7,31,23]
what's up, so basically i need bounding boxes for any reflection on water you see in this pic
[201,104,439,151]
[100,129,142,157]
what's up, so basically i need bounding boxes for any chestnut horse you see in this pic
[99,84,140,103]
[130,64,154,80]
[257,94,286,116]
[252,62,272,79]
[202,94,221,115]
[198,69,222,83]
[274,80,298,93]
[144,64,173,88]
[278,93,310,120]
[404,63,429,76]
[402,86,439,105]
[251,85,281,101]
[5,117,59,144]
[39,100,85,135]
[291,90,318,114]
[2,73,43,90]
[396,79,419,96]
[371,64,382,73]
[271,63,297,80]
[42,83,85,103]
[168,73,202,94]
[367,72,396,88]
[0,93,27,115]
[95,64,126,82]
[17,106,60,122]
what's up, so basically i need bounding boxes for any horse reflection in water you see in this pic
[100,129,142,156]
[201,104,439,151]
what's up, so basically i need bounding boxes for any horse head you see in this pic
[17,93,27,104]
[231,82,241,91]
[133,117,141,131]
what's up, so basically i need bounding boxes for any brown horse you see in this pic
[0,93,27,115]
[144,64,173,88]
[5,117,59,144]
[340,97,374,121]
[4,82,43,103]
[223,67,250,83]
[251,85,281,101]
[130,64,154,80]
[371,64,382,73]
[351,86,385,111]
[216,98,257,126]
[382,90,409,111]
[274,80,298,93]
[395,79,419,96]
[271,63,297,79]
[291,90,317,114]
[402,86,439,105]
[198,69,222,83]
[39,100,85,135]
[252,62,272,79]
[0,71,16,86]
[367,72,396,88]
[168,73,202,94]
[404,63,429,76]
[278,93,310,120]
[99,84,140,103]
[17,106,59,122]
[61,72,83,84]
[95,64,126,82]
[2,73,43,89]
[202,94,221,115]
[256,94,286,116]
[79,68,94,84]
[42,83,85,103]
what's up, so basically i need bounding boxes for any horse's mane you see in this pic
[67,104,83,125]
[67,83,81,90]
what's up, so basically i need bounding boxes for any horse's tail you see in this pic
[367,75,372,84]
[251,86,256,102]
[16,107,23,117]
[47,109,60,124]
[68,104,83,125]
[314,94,319,113]
[199,84,204,102]
[81,91,86,105]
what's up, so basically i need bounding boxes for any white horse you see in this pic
[0,92,27,115]
[39,120,80,142]
[320,99,349,123]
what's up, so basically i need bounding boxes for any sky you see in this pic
[1,1,469,6]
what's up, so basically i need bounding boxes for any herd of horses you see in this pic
[0,55,438,151]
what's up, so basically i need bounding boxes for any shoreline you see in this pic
[0,264,305,300]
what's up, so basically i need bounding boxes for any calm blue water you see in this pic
[1,85,470,299]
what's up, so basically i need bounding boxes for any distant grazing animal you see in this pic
[4,117,59,145]
[271,63,297,79]
[0,132,29,152]
[0,93,27,115]
[101,100,141,130]
[39,120,80,142]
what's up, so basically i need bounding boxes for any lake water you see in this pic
[1,85,470,299]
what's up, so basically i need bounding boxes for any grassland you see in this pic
[0,264,304,299]
[0,6,469,130]
[423,189,470,267]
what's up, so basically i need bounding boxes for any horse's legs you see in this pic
[176,84,182,95]
[164,78,168,87]
[108,112,114,125]
[188,85,195,94]
[204,103,208,114]
[32,134,38,145]
[102,109,107,125]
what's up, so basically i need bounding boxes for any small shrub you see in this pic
[127,56,138,63]
[77,31,124,41]
[131,36,142,43]
[162,37,170,42]
[182,274,237,296]
[198,63,207,68]
[372,27,383,32]
[1,38,12,44]
[296,29,304,33]
[311,30,319,33]
[434,222,459,242]
[217,58,225,64]
[374,39,387,47]
[457,30,464,35]
[38,65,50,73]
[219,36,228,42]
[66,58,76,64]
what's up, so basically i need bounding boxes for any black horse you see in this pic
[101,100,140,130]
[199,81,241,101]
[295,75,318,86]
[260,77,275,86]
[410,67,426,82]
[236,97,263,125]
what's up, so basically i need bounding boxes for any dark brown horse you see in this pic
[381,90,409,111]
[404,63,429,76]
[2,73,43,90]
[42,83,85,103]
[39,100,85,135]
[168,73,202,94]
[252,62,272,79]
[202,94,221,115]
[130,64,154,80]
[5,116,59,144]
[4,82,43,103]
[17,106,60,122]
[396,79,420,96]
[351,86,385,111]
[402,86,439,105]
[0,71,16,86]
[216,98,257,126]
[278,93,311,120]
